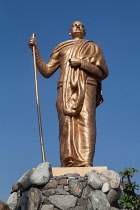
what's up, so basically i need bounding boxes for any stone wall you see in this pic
[7,163,122,210]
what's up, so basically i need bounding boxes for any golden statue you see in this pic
[28,21,109,167]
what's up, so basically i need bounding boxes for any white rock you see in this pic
[100,170,120,189]
[30,162,52,186]
[7,192,18,210]
[102,182,110,193]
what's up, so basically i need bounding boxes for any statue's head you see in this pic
[69,21,86,39]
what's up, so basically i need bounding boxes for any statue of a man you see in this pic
[28,21,109,167]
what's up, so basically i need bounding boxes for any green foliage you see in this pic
[119,167,140,210]
[119,168,138,180]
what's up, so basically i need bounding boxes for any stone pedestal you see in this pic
[7,163,121,210]
[52,166,108,177]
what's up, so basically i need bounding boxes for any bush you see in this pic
[119,167,140,209]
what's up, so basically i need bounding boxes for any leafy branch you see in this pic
[119,167,140,209]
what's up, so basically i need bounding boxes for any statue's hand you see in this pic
[28,37,38,50]
[69,58,81,67]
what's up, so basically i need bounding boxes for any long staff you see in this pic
[32,33,46,163]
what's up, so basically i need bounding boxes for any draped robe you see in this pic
[35,39,109,167]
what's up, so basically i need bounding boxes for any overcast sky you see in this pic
[1,0,140,201]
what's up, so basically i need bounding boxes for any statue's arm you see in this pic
[69,58,103,78]
[80,60,103,78]
[35,48,60,78]
[28,37,59,78]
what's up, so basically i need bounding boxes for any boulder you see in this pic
[82,185,93,199]
[7,192,18,210]
[30,162,52,186]
[15,169,35,191]
[69,179,84,197]
[12,162,52,192]
[25,187,42,210]
[0,200,10,210]
[107,189,118,205]
[42,189,55,197]
[17,191,28,209]
[100,170,120,189]
[17,187,42,210]
[88,190,111,210]
[48,195,77,210]
[86,170,103,190]
[44,179,58,190]
[55,185,69,195]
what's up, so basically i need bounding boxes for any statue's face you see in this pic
[69,21,86,38]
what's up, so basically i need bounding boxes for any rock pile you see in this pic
[7,162,122,210]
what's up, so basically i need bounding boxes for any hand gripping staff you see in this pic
[31,33,46,163]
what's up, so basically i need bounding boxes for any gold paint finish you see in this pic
[28,21,109,167]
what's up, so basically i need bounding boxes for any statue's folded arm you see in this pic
[80,59,103,78]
